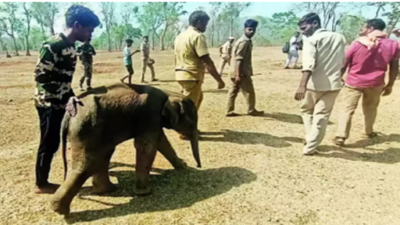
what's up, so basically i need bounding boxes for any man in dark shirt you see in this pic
[33,5,100,194]
[77,39,96,91]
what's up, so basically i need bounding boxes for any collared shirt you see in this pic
[221,41,233,58]
[123,46,132,66]
[289,36,298,51]
[77,43,96,64]
[34,33,77,109]
[345,38,399,88]
[140,41,150,59]
[174,26,209,82]
[229,34,253,78]
[302,28,346,91]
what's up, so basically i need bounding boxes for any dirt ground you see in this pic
[1,47,400,225]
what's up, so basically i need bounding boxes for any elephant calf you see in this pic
[51,83,200,215]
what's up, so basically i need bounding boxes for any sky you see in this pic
[51,2,380,37]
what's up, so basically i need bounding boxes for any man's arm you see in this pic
[383,48,400,96]
[232,41,248,83]
[295,38,317,100]
[91,46,96,56]
[35,44,60,95]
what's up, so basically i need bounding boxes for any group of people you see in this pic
[32,5,398,195]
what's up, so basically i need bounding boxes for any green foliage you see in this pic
[338,14,364,43]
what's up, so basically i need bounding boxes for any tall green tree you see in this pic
[383,3,400,35]
[31,2,59,36]
[137,3,164,50]
[338,14,364,43]
[158,2,187,50]
[0,31,11,58]
[221,3,251,36]
[100,2,116,51]
[21,2,32,56]
[0,2,22,56]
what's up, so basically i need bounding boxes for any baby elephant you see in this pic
[51,83,200,215]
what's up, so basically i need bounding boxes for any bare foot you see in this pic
[35,183,60,194]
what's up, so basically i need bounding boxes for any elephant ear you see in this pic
[162,100,180,129]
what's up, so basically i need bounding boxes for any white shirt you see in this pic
[290,36,298,51]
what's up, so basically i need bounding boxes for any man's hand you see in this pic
[217,80,225,89]
[295,86,307,101]
[382,85,393,96]
[66,96,84,117]
[234,75,242,84]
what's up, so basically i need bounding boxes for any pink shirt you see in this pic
[345,38,399,88]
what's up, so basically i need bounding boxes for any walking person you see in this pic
[140,36,157,83]
[226,19,264,117]
[284,31,300,69]
[333,19,399,146]
[218,37,235,75]
[294,13,346,155]
[121,39,140,85]
[33,5,100,194]
[174,10,225,139]
[77,39,96,91]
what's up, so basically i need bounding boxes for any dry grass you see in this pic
[1,47,400,225]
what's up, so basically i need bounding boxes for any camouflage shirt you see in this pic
[77,43,96,64]
[34,33,77,109]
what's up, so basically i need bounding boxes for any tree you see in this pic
[338,14,365,43]
[21,2,32,56]
[100,2,116,51]
[158,2,187,50]
[208,2,223,47]
[31,2,59,36]
[293,2,341,31]
[0,2,22,56]
[137,3,164,50]
[0,31,11,58]
[383,3,400,35]
[31,3,47,40]
[220,3,251,36]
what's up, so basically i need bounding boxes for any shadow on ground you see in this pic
[199,129,302,148]
[263,112,334,125]
[316,134,400,164]
[66,165,256,223]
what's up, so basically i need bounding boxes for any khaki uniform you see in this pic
[227,35,257,114]
[218,41,232,74]
[140,42,155,82]
[300,28,346,154]
[174,26,209,110]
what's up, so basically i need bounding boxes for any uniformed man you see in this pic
[218,37,235,75]
[77,39,96,91]
[140,36,157,83]
[174,10,225,139]
[226,19,264,117]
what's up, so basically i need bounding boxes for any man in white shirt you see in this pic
[294,13,346,155]
[218,37,235,74]
[285,31,300,69]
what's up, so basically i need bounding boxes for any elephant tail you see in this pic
[61,115,70,181]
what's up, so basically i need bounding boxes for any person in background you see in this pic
[140,36,157,83]
[33,5,100,194]
[226,19,264,117]
[333,19,399,146]
[174,10,225,139]
[218,36,235,75]
[284,31,300,69]
[77,39,96,91]
[121,39,140,84]
[294,13,346,155]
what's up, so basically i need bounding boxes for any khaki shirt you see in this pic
[140,42,150,59]
[174,26,209,82]
[229,35,253,78]
[302,28,346,91]
[221,41,232,59]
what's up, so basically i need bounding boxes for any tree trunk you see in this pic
[229,19,233,36]
[387,17,400,36]
[0,39,11,58]
[151,32,155,51]
[11,36,19,56]
[25,36,31,56]
[106,29,112,52]
[50,24,55,36]
[160,24,168,51]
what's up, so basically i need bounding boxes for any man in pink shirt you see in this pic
[334,19,399,146]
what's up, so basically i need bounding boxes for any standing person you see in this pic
[174,11,225,124]
[333,19,399,146]
[33,5,100,194]
[294,13,346,155]
[121,39,140,85]
[140,36,157,83]
[77,39,96,91]
[226,19,264,117]
[218,37,235,75]
[284,31,300,69]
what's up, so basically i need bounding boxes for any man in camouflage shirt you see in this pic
[77,39,96,91]
[33,5,100,194]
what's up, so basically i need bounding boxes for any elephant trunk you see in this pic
[190,131,201,168]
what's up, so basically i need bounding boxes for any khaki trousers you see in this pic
[335,85,384,139]
[140,58,155,82]
[227,76,256,114]
[178,81,203,111]
[301,90,340,153]
[218,58,230,75]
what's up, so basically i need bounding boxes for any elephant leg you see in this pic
[158,130,187,169]
[92,147,117,194]
[50,169,91,215]
[133,137,157,195]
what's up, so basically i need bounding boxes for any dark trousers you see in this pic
[35,106,65,186]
